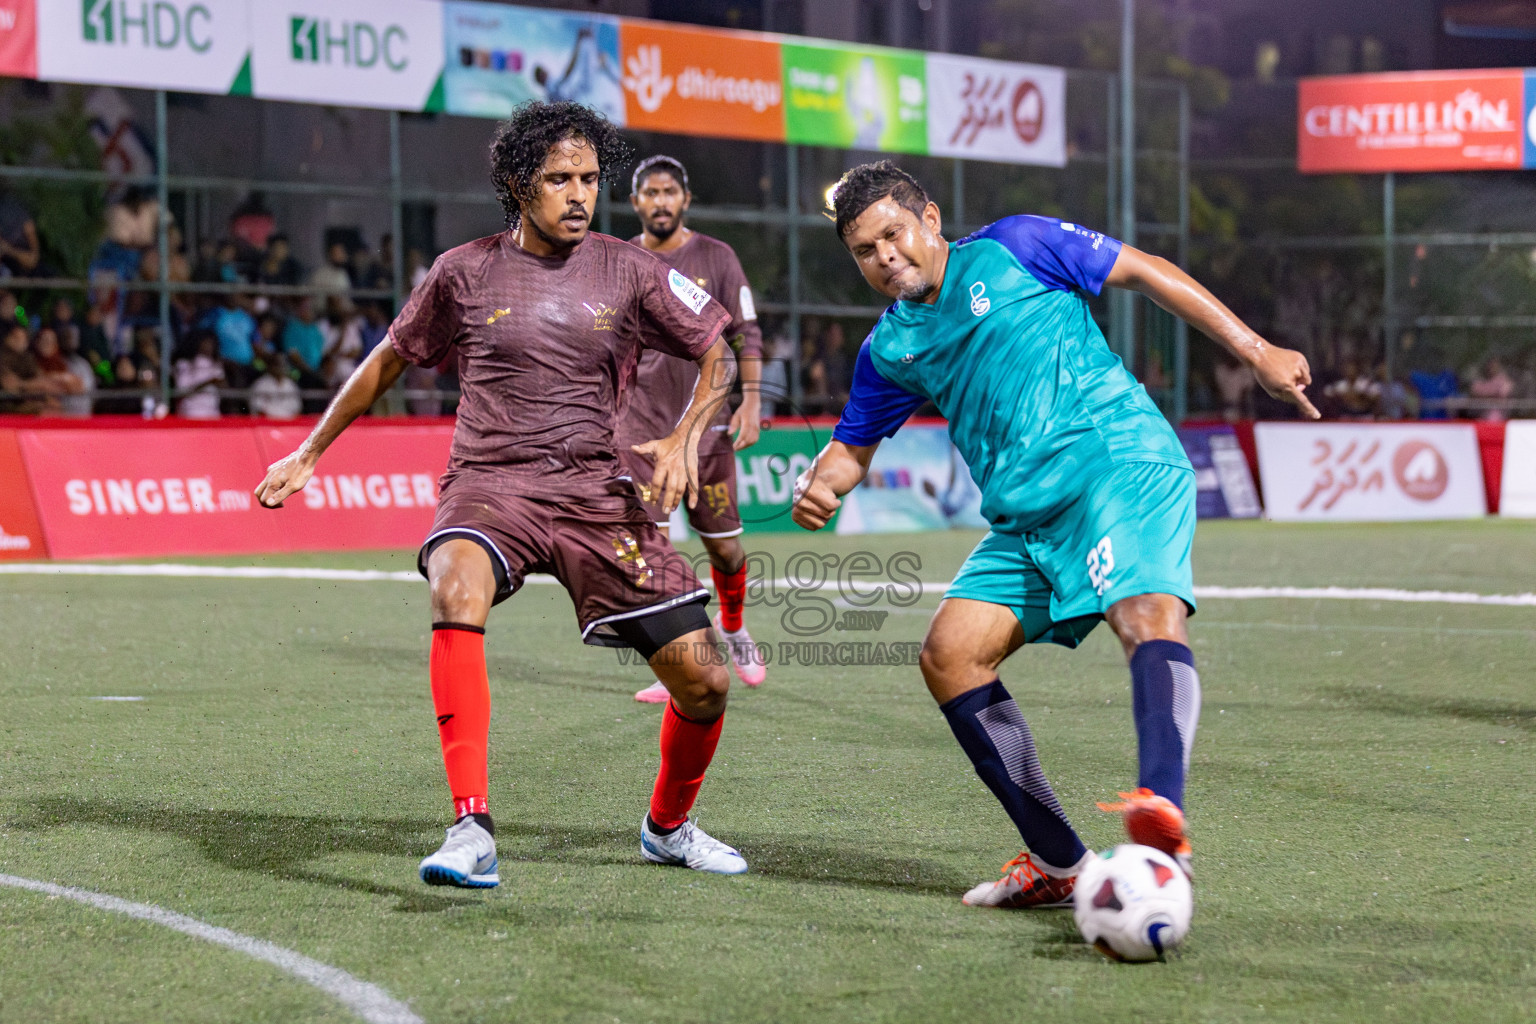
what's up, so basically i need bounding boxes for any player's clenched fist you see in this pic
[255,450,317,509]
[791,469,840,531]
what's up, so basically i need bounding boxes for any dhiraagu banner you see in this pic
[781,41,927,154]
[250,0,444,111]
[38,0,252,95]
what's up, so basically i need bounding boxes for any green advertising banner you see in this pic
[732,424,836,534]
[781,42,927,154]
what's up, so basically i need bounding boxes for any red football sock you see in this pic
[649,701,725,829]
[711,563,747,633]
[430,624,490,818]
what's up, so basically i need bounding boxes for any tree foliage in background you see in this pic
[0,85,104,280]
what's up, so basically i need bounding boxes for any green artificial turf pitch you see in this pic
[1,520,1533,1023]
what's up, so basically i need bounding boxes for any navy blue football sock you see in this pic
[1130,640,1202,809]
[940,679,1087,870]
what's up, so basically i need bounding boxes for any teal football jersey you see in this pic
[832,215,1188,533]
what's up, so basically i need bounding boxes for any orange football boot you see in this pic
[961,851,1078,909]
[1097,788,1193,878]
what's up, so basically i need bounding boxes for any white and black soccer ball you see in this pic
[1072,844,1192,962]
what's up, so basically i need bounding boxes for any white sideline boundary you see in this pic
[1,562,1532,607]
[0,873,422,1024]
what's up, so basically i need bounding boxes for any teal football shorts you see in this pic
[946,461,1197,648]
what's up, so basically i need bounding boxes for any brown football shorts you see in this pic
[620,427,743,538]
[416,468,709,648]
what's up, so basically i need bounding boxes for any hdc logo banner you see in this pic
[1254,422,1485,521]
[250,0,444,111]
[924,53,1064,167]
[38,0,250,94]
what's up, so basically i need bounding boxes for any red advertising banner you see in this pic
[19,428,277,559]
[1299,70,1527,173]
[0,0,36,79]
[0,429,46,559]
[619,20,785,141]
[252,424,451,551]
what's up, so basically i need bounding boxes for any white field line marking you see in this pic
[89,696,146,701]
[2,563,1533,608]
[0,873,422,1024]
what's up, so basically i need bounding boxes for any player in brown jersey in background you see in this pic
[254,102,751,886]
[620,156,767,703]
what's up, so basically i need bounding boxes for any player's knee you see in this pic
[705,537,745,574]
[429,570,491,624]
[674,661,730,718]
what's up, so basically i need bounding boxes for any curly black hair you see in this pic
[828,160,930,240]
[489,101,633,228]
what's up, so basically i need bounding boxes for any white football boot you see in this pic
[419,817,499,888]
[715,613,766,687]
[640,816,748,874]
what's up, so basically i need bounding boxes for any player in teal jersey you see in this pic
[792,162,1319,912]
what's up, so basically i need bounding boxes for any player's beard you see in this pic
[895,276,937,302]
[646,214,680,242]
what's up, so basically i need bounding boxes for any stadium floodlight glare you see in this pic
[823,182,839,213]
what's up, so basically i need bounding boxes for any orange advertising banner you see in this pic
[620,21,784,142]
[1298,69,1530,173]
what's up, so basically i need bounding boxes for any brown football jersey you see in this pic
[615,231,763,453]
[390,230,730,500]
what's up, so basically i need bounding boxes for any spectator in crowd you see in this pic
[31,327,85,401]
[127,325,163,390]
[258,233,302,288]
[320,301,363,387]
[49,298,80,352]
[309,240,354,296]
[801,330,827,407]
[0,289,18,326]
[357,301,390,358]
[174,330,224,420]
[1375,362,1417,420]
[0,189,42,277]
[1469,356,1514,421]
[405,246,430,291]
[207,292,257,387]
[820,321,850,408]
[251,351,302,420]
[57,323,97,418]
[1,323,60,413]
[228,193,275,275]
[1323,357,1379,419]
[363,234,395,292]
[254,312,282,364]
[282,296,327,392]
[1215,355,1254,421]
[758,329,793,419]
[77,304,115,384]
[1410,366,1458,420]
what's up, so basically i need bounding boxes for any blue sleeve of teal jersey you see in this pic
[832,339,927,447]
[960,215,1123,296]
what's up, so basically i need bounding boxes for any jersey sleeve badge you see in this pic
[668,268,712,315]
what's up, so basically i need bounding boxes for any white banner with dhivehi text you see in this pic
[249,0,443,111]
[1499,420,1536,517]
[924,53,1065,167]
[1255,422,1486,521]
[39,0,252,95]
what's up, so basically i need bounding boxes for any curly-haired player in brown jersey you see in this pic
[619,155,768,703]
[255,102,750,886]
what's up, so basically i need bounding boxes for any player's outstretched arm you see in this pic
[792,440,878,531]
[254,339,411,508]
[1105,246,1321,419]
[633,336,736,514]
